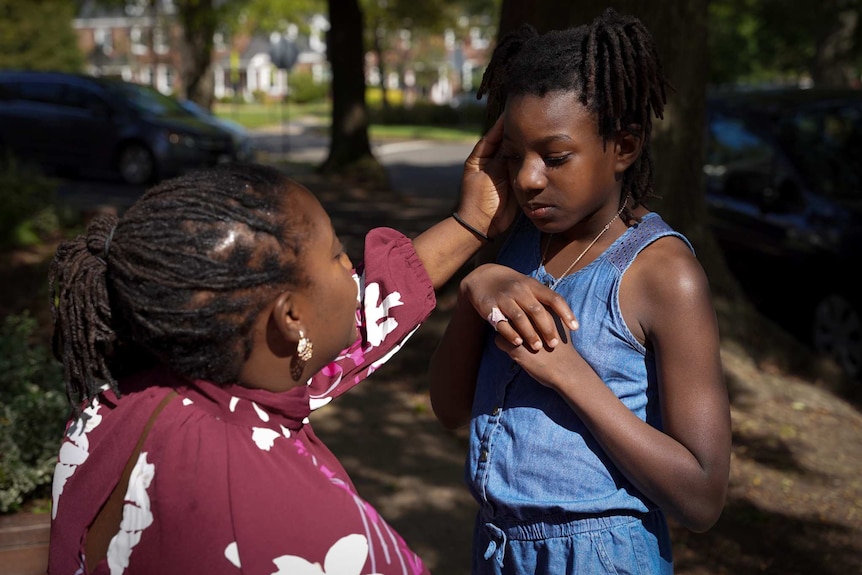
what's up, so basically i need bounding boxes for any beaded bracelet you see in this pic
[452,212,490,242]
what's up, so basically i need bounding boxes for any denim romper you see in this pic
[468,212,691,575]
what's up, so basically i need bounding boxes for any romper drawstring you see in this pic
[483,521,507,567]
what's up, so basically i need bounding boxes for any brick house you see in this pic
[72,0,328,102]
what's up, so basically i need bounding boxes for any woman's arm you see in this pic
[412,117,518,289]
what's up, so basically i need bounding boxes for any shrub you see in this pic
[0,153,59,248]
[0,312,68,513]
[288,70,329,104]
[368,101,486,128]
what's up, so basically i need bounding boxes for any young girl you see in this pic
[47,147,513,573]
[429,9,731,574]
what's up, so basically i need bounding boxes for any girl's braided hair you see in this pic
[49,163,308,410]
[479,7,670,219]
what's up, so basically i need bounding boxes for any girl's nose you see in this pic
[513,157,547,194]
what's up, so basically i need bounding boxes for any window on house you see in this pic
[214,32,226,51]
[94,28,113,54]
[131,27,147,55]
[470,27,489,50]
[154,27,169,54]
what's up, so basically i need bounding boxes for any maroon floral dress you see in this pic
[48,229,436,575]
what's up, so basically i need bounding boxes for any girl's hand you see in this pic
[456,116,517,239]
[461,263,578,351]
[494,332,582,391]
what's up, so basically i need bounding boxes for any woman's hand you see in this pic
[461,263,578,351]
[456,116,517,240]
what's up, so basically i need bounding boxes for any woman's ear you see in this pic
[614,126,644,173]
[272,291,304,346]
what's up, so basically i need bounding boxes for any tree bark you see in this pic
[175,0,217,108]
[320,0,386,186]
[811,6,859,87]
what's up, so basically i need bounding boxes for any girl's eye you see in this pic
[544,155,569,167]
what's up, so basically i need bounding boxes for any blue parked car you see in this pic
[0,70,238,185]
[705,87,862,381]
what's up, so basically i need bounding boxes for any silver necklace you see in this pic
[541,195,629,290]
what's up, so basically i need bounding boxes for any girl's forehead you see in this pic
[503,92,597,138]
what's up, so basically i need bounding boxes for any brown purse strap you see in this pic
[84,390,178,573]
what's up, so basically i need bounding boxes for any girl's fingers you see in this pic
[488,300,572,351]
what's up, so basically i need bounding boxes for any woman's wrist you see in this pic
[451,211,492,242]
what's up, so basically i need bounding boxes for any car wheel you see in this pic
[117,143,155,185]
[812,294,862,380]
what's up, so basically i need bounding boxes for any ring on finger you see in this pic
[487,306,509,331]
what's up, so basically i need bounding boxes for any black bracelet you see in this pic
[452,212,490,242]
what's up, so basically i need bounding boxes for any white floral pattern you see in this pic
[363,282,404,347]
[52,398,103,519]
[106,452,155,575]
[270,534,382,575]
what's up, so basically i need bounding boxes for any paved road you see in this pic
[235,122,476,200]
[55,120,476,212]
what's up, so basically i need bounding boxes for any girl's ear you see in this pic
[614,127,644,173]
[272,290,304,345]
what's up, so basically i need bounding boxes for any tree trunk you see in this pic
[320,0,387,188]
[811,6,859,87]
[175,0,217,108]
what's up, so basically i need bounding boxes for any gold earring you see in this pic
[296,330,313,362]
[291,330,313,382]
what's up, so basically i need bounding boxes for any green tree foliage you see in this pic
[0,0,84,72]
[240,0,325,34]
[709,0,862,87]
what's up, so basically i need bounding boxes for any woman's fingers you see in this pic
[466,115,505,168]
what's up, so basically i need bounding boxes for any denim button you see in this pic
[492,406,500,416]
[480,449,489,462]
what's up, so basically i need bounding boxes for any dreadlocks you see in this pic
[49,163,307,411]
[478,7,670,219]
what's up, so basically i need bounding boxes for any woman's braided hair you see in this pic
[479,7,670,219]
[49,163,307,410]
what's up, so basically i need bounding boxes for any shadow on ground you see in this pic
[1,165,860,575]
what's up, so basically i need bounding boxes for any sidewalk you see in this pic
[0,510,50,575]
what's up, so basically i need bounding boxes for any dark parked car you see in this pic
[177,98,255,163]
[0,70,238,185]
[704,87,862,381]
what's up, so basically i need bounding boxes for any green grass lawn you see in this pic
[214,101,482,141]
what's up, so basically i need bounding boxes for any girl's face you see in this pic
[501,91,625,235]
[292,188,359,368]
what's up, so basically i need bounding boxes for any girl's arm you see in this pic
[497,238,731,532]
[428,294,486,429]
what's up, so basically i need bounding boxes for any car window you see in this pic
[18,81,65,106]
[0,81,19,101]
[102,81,190,117]
[705,112,775,202]
[780,103,862,199]
[64,85,111,117]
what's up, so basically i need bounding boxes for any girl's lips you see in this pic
[524,204,554,219]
